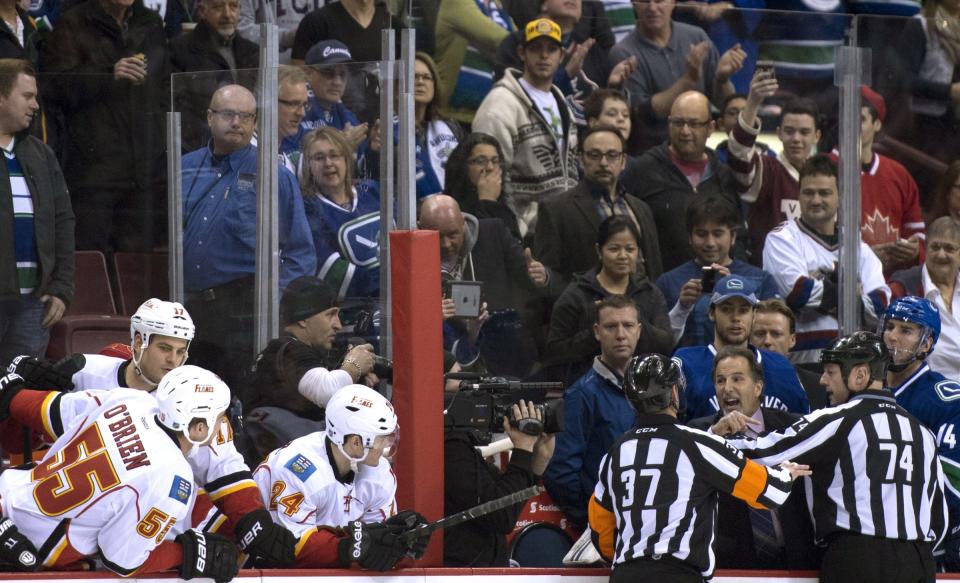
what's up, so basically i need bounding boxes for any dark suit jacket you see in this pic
[169,20,260,151]
[534,180,663,290]
[689,408,820,570]
[797,365,829,411]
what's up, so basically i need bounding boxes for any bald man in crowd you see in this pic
[181,84,316,386]
[418,194,559,377]
[622,91,743,272]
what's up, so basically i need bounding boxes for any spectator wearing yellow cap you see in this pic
[472,18,578,241]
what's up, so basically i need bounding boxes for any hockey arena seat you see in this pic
[46,251,129,360]
[509,522,573,567]
[113,251,169,315]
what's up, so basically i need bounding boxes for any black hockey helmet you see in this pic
[819,331,889,386]
[624,354,686,415]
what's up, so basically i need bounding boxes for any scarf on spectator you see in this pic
[931,4,960,64]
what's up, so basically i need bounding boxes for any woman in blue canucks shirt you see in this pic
[299,126,381,301]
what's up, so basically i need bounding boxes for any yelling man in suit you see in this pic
[689,345,818,570]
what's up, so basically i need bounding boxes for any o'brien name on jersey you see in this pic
[104,404,151,471]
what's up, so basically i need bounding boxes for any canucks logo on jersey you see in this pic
[169,476,192,504]
[337,213,381,268]
[935,380,960,402]
[285,454,317,481]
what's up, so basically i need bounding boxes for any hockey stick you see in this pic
[398,484,542,547]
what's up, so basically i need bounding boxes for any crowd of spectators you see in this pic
[3,0,960,573]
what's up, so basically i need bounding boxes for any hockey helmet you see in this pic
[131,298,195,346]
[624,354,686,415]
[155,365,231,448]
[325,384,398,463]
[820,331,889,386]
[881,296,941,370]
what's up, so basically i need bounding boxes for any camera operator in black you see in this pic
[444,400,555,566]
[239,276,377,462]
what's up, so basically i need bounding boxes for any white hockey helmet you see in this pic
[325,385,398,462]
[130,298,195,346]
[155,365,231,448]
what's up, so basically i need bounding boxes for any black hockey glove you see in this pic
[0,515,38,571]
[6,354,80,392]
[235,508,296,567]
[0,373,26,421]
[337,520,409,571]
[177,529,239,583]
[385,510,431,559]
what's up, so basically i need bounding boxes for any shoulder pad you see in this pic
[168,475,192,504]
[284,453,318,482]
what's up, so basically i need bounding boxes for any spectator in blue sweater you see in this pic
[543,294,641,530]
[656,194,778,347]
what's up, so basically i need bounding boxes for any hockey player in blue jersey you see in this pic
[882,295,960,569]
[675,274,810,421]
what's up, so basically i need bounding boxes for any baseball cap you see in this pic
[860,85,886,123]
[305,40,353,67]
[711,275,759,306]
[280,276,339,326]
[524,18,562,46]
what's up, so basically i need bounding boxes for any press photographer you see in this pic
[443,377,562,566]
[239,276,377,462]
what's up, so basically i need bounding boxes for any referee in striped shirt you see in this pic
[588,354,809,582]
[714,331,948,582]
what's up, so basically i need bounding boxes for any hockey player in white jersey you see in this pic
[762,154,890,363]
[253,384,431,569]
[0,365,240,580]
[7,298,196,393]
[75,298,195,392]
[7,299,299,567]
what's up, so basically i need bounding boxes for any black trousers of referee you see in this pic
[820,533,935,583]
[611,555,704,583]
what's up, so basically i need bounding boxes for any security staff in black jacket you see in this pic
[443,400,555,566]
[239,276,375,462]
[715,331,948,583]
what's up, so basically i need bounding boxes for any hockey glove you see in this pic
[7,354,79,391]
[385,510,431,559]
[177,529,239,583]
[0,373,25,421]
[235,508,296,567]
[0,515,38,571]
[337,520,408,571]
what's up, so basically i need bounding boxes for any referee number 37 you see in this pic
[620,468,660,506]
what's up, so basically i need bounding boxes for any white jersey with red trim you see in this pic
[70,354,127,391]
[763,219,890,363]
[71,358,261,528]
[0,389,195,575]
[252,430,396,540]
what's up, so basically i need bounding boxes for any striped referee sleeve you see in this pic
[681,427,794,510]
[727,402,854,466]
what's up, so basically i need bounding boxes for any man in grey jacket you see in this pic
[0,59,73,364]
[473,17,578,240]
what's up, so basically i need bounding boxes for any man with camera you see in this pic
[240,276,376,462]
[419,195,560,377]
[542,295,641,530]
[674,274,809,421]
[656,195,779,348]
[444,398,555,566]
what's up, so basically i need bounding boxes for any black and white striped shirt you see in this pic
[728,389,948,546]
[589,413,795,577]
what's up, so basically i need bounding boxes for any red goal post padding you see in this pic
[390,230,445,566]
